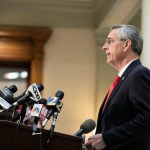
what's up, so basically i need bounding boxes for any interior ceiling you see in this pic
[0,0,141,28]
[0,0,116,28]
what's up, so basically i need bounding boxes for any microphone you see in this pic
[73,119,96,137]
[31,98,48,134]
[6,83,44,123]
[46,112,59,144]
[0,85,17,110]
[42,91,64,128]
[23,98,47,125]
[7,83,44,110]
[50,112,58,131]
[22,105,32,125]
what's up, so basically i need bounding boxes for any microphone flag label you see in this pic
[0,97,11,109]
[31,104,48,121]
[47,97,58,106]
[47,97,63,112]
[26,83,42,102]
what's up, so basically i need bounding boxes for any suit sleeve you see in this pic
[102,68,150,149]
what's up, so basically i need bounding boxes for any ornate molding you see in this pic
[0,26,52,84]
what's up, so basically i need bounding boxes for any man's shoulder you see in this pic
[131,63,150,77]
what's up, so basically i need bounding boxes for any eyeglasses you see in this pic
[104,38,127,45]
[105,38,115,45]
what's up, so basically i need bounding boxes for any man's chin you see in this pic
[106,59,111,64]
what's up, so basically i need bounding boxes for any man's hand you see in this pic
[86,134,106,150]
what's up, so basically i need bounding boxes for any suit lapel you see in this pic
[100,59,141,116]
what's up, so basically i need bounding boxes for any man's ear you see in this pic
[124,39,132,52]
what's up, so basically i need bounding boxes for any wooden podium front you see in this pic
[0,120,82,150]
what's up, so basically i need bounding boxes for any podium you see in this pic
[0,120,83,150]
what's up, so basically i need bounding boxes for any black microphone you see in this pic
[0,85,17,110]
[45,91,64,143]
[46,112,59,144]
[73,119,96,137]
[42,91,64,128]
[6,83,44,111]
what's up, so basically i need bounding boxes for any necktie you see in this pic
[102,76,120,112]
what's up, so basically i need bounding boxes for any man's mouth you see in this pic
[106,53,111,56]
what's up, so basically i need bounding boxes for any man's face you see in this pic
[102,29,126,67]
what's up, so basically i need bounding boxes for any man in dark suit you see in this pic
[86,24,150,150]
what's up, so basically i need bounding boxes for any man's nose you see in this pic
[102,43,108,51]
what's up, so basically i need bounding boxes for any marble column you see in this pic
[141,0,150,68]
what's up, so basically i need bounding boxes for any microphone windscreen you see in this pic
[39,98,47,105]
[37,84,44,91]
[9,85,18,93]
[80,119,96,134]
[55,91,64,100]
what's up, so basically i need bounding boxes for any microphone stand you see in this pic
[46,112,58,144]
[20,103,27,123]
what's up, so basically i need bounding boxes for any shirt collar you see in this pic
[118,59,137,77]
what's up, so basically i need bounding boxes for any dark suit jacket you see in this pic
[96,60,150,150]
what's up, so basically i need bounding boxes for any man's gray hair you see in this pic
[110,24,143,56]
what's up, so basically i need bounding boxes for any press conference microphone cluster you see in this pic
[74,119,96,137]
[0,84,64,139]
[30,90,64,135]
[0,83,44,123]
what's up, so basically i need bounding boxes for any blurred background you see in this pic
[0,0,148,138]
